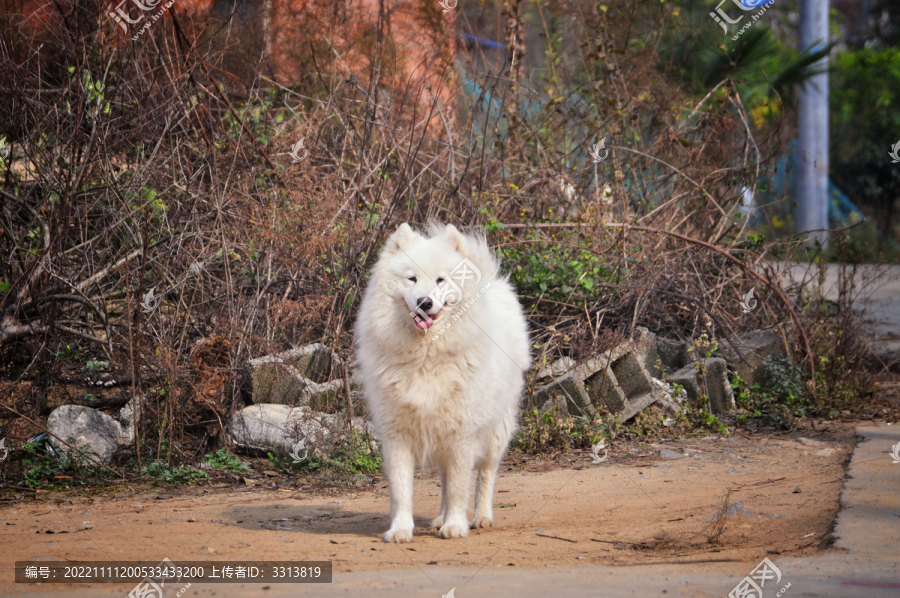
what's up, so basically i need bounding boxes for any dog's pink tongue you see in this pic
[415,314,433,330]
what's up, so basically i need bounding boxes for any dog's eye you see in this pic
[408,276,416,283]
[436,277,444,284]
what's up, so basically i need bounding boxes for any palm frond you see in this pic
[770,41,835,97]
[701,27,779,88]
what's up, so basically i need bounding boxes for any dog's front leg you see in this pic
[430,467,446,529]
[438,448,474,539]
[382,440,415,543]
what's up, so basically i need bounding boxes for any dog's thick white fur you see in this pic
[356,222,530,542]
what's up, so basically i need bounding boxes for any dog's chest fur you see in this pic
[378,348,476,453]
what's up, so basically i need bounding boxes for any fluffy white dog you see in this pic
[356,222,530,542]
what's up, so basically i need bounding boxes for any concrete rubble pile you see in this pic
[43,332,786,461]
[531,328,786,422]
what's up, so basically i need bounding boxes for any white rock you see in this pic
[47,396,141,464]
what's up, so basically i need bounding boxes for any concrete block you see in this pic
[585,350,658,422]
[716,330,785,386]
[573,342,633,382]
[632,327,688,377]
[704,358,735,414]
[586,367,627,414]
[632,327,662,377]
[620,392,660,422]
[534,334,704,423]
[532,374,593,417]
[232,404,336,454]
[249,343,345,408]
[655,338,689,373]
[668,364,701,402]
[611,352,654,398]
[538,394,569,417]
[535,356,577,381]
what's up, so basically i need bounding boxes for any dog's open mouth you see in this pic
[412,310,442,331]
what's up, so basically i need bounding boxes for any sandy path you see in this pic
[0,427,856,595]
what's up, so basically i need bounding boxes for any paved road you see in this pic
[10,423,898,598]
[777,263,900,365]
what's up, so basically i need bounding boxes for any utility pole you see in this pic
[797,0,830,247]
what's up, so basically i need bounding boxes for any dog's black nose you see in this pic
[417,297,433,312]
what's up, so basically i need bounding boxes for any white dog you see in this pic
[356,222,530,542]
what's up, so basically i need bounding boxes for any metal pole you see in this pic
[797,0,829,247]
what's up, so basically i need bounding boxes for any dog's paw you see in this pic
[471,517,494,529]
[438,523,469,539]
[382,528,413,543]
[431,515,444,529]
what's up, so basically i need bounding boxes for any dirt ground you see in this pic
[0,423,862,594]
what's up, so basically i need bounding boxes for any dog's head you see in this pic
[375,223,488,333]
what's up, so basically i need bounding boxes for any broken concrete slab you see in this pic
[655,339,689,374]
[47,395,141,464]
[651,378,687,415]
[716,330,785,386]
[248,343,346,408]
[586,367,627,414]
[532,374,592,416]
[619,392,660,422]
[704,358,736,414]
[668,364,702,402]
[611,352,653,398]
[232,404,376,455]
[232,404,335,454]
[533,338,664,422]
[632,328,662,377]
[632,327,688,377]
[531,331,737,422]
[535,356,577,381]
[662,359,734,414]
[537,394,569,417]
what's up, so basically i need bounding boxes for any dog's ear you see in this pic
[443,224,469,257]
[385,223,416,253]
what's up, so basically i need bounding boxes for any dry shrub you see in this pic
[0,0,882,472]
